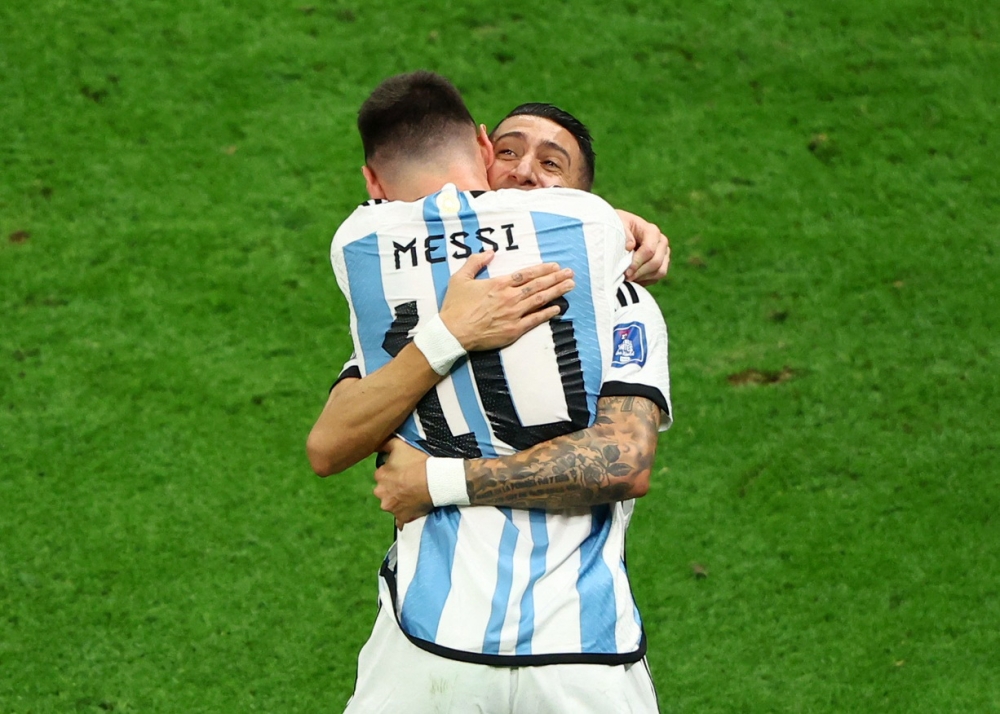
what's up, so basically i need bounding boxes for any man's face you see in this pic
[487,115,586,190]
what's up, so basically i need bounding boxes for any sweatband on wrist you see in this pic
[413,314,466,375]
[426,457,470,507]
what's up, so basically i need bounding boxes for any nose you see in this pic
[510,156,536,186]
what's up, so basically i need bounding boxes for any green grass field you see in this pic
[2,0,999,711]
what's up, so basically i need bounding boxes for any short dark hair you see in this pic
[492,103,596,189]
[358,71,477,165]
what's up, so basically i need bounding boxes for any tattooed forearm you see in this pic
[466,396,660,509]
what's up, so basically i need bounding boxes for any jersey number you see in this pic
[382,301,591,457]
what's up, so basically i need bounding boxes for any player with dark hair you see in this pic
[311,71,670,712]
[309,87,670,478]
[487,102,668,284]
[492,101,597,190]
[357,71,476,162]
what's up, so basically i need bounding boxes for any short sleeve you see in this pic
[600,282,672,431]
[330,352,361,392]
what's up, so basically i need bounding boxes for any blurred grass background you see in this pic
[2,0,999,711]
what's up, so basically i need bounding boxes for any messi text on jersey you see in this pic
[392,224,520,270]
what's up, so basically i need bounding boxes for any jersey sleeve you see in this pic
[600,282,673,431]
[330,352,361,392]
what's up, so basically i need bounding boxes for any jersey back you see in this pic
[331,185,630,459]
[329,185,647,665]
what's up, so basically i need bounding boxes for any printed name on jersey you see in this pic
[612,321,648,367]
[392,224,520,270]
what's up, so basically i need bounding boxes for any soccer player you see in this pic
[318,71,670,713]
[308,102,670,477]
[372,102,672,526]
[487,102,670,286]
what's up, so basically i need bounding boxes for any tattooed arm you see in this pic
[373,395,661,524]
[466,395,659,508]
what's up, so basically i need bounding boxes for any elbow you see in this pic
[628,470,651,499]
[622,432,658,499]
[603,431,656,500]
[307,449,336,477]
[306,432,347,477]
[616,439,656,499]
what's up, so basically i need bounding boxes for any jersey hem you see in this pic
[379,557,647,667]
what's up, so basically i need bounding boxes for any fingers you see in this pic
[511,267,574,300]
[508,261,563,287]
[377,436,400,454]
[619,210,667,283]
[373,481,398,518]
[520,272,575,311]
[517,304,563,333]
[455,250,495,280]
[510,272,577,332]
[484,267,575,344]
[633,234,670,285]
[443,260,575,351]
[627,239,656,280]
[616,209,638,251]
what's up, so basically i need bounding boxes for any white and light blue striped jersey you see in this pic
[335,282,672,429]
[331,185,630,460]
[329,184,666,664]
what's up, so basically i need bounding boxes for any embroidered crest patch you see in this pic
[612,322,647,367]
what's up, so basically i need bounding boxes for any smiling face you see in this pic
[487,115,588,190]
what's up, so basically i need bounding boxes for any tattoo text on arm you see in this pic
[465,396,660,509]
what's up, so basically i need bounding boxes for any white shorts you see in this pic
[343,602,660,714]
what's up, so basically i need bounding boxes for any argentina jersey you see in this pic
[331,184,630,460]
[330,184,646,664]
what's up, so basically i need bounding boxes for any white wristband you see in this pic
[413,314,466,375]
[426,457,470,507]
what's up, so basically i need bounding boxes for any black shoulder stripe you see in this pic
[624,281,640,304]
[616,282,641,307]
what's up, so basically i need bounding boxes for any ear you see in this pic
[362,165,386,200]
[477,124,495,170]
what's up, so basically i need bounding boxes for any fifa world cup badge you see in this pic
[612,322,647,367]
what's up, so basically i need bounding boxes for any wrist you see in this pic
[437,311,472,351]
[413,314,467,375]
[425,457,470,507]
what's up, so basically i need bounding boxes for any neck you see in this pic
[384,161,490,202]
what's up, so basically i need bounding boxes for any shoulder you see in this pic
[480,189,624,241]
[615,281,655,308]
[485,187,615,215]
[615,282,667,325]
[331,201,376,248]
[331,198,414,249]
